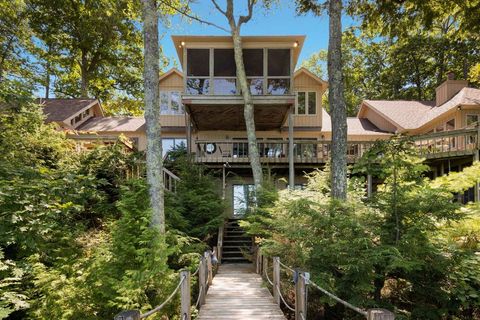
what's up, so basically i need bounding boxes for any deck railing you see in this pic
[255,249,395,320]
[194,126,480,164]
[114,250,216,320]
[194,139,376,164]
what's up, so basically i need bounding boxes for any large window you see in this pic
[267,49,290,95]
[187,49,210,95]
[296,91,316,115]
[293,139,317,158]
[160,91,184,115]
[233,184,256,216]
[185,47,292,95]
[162,138,187,156]
[466,114,479,126]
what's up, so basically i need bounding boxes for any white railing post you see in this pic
[180,270,191,320]
[198,256,206,306]
[367,309,395,320]
[273,257,280,306]
[295,271,308,320]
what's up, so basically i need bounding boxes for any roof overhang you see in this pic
[183,95,294,131]
[172,35,305,68]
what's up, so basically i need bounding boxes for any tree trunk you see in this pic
[141,0,165,234]
[231,27,263,189]
[328,0,348,200]
[80,50,89,98]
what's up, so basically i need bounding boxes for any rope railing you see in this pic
[114,249,217,320]
[255,250,395,320]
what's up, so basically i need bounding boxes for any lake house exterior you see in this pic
[41,35,480,214]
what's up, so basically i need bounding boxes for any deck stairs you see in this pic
[221,219,252,264]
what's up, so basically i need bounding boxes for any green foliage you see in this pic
[246,139,480,319]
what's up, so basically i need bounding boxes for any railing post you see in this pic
[114,310,140,320]
[180,270,191,320]
[263,255,268,277]
[273,257,280,306]
[367,309,395,320]
[295,271,308,320]
[206,251,213,286]
[255,249,262,274]
[198,255,206,306]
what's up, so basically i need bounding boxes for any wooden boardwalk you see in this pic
[198,264,286,320]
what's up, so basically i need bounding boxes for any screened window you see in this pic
[214,49,236,76]
[187,49,209,76]
[247,78,263,95]
[293,140,317,158]
[186,78,210,95]
[233,184,256,216]
[268,49,290,76]
[213,78,236,95]
[243,49,264,76]
[267,79,290,95]
[446,119,455,131]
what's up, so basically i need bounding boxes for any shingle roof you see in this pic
[322,108,391,135]
[361,87,480,131]
[362,100,435,130]
[40,99,98,122]
[77,117,145,132]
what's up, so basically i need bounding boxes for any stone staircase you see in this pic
[221,219,252,264]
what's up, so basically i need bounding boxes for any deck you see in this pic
[197,264,286,320]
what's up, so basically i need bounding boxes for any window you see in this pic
[214,49,235,76]
[446,119,455,131]
[247,78,263,95]
[243,49,263,76]
[162,138,187,156]
[293,140,317,158]
[268,49,290,76]
[267,79,290,95]
[187,49,210,95]
[160,91,184,115]
[83,109,90,117]
[308,92,316,114]
[233,184,256,216]
[466,114,479,126]
[297,92,306,114]
[213,78,236,95]
[187,49,209,76]
[296,91,316,114]
[74,114,82,123]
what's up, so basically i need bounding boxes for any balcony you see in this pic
[194,139,375,165]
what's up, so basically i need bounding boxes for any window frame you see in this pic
[160,90,185,115]
[295,91,317,115]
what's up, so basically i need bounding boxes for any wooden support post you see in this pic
[295,271,308,320]
[367,308,395,320]
[256,250,262,274]
[180,270,191,320]
[263,255,268,277]
[288,110,294,189]
[273,257,280,306]
[114,310,140,320]
[206,251,213,286]
[217,224,224,264]
[198,256,206,306]
[367,174,372,197]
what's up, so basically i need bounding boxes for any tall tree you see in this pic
[141,0,164,233]
[27,0,143,99]
[211,0,263,189]
[296,0,348,199]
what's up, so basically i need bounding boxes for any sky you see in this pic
[160,1,357,72]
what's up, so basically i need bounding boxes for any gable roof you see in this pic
[77,117,145,132]
[322,108,391,135]
[294,67,328,87]
[159,68,183,82]
[40,99,101,122]
[359,87,480,132]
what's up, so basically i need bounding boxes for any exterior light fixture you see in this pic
[181,41,186,46]
[293,41,299,48]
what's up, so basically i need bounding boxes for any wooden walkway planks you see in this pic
[198,264,286,320]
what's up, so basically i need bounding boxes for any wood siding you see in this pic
[362,107,398,132]
[435,80,468,106]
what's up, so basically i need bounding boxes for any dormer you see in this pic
[436,72,468,106]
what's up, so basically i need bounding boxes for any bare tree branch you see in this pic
[239,0,255,26]
[211,0,227,17]
[159,0,229,32]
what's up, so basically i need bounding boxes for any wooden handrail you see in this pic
[255,252,395,320]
